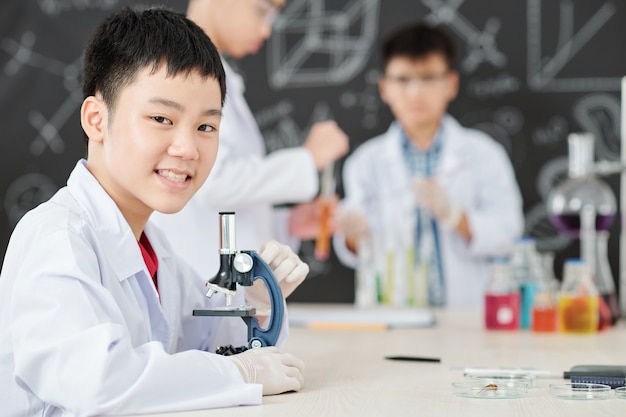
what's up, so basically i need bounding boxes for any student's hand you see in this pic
[288,195,339,239]
[412,178,462,230]
[229,346,305,395]
[245,240,309,315]
[336,209,369,253]
[303,120,349,170]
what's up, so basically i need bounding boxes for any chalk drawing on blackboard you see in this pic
[525,202,572,253]
[340,69,382,129]
[536,156,568,200]
[2,31,69,76]
[532,115,569,147]
[257,100,334,153]
[462,107,524,161]
[267,0,380,89]
[422,0,506,73]
[37,0,119,16]
[4,173,58,227]
[572,93,621,162]
[2,31,82,155]
[527,0,621,92]
[465,73,521,99]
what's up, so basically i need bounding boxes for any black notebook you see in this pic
[566,365,626,389]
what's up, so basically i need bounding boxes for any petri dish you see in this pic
[452,380,528,399]
[615,386,626,399]
[549,383,611,400]
[464,373,538,388]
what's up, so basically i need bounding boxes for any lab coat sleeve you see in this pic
[9,228,261,416]
[196,144,319,209]
[465,143,524,257]
[332,148,371,269]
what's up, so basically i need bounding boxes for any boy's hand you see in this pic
[336,209,369,253]
[288,195,339,239]
[245,240,309,315]
[228,346,305,395]
[303,120,349,170]
[412,178,462,230]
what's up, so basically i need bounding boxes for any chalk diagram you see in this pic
[2,31,83,156]
[461,106,525,167]
[340,68,382,129]
[527,0,621,92]
[257,100,335,153]
[4,173,59,228]
[1,1,122,229]
[267,0,380,89]
[37,0,119,15]
[422,0,506,73]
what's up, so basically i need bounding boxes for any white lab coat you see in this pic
[151,60,318,279]
[0,160,288,417]
[334,116,524,309]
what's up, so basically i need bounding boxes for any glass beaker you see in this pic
[511,237,543,329]
[547,133,616,237]
[531,252,558,332]
[484,258,520,330]
[557,259,598,334]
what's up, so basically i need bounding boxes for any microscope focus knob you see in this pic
[233,252,253,273]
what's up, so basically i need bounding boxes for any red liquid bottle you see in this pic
[485,259,520,330]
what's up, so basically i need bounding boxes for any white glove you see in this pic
[245,240,309,316]
[336,209,369,241]
[229,346,305,395]
[412,177,462,230]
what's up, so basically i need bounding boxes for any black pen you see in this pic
[385,356,441,363]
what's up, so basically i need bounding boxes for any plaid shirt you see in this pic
[400,127,446,306]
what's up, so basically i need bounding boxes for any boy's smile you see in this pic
[82,64,223,238]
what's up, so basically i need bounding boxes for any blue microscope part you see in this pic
[243,251,284,348]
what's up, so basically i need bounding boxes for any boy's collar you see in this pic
[400,123,444,152]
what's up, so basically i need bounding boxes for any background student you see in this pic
[0,7,308,416]
[335,22,524,308]
[151,0,350,283]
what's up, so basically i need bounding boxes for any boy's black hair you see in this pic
[82,6,226,112]
[380,22,457,71]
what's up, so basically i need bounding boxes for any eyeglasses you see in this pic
[384,73,450,91]
[255,0,282,25]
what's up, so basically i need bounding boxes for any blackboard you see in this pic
[1,0,625,304]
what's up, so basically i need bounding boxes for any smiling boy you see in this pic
[0,7,305,416]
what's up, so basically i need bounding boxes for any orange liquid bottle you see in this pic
[557,259,598,334]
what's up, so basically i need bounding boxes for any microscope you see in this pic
[193,212,284,352]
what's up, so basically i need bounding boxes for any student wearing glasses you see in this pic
[152,0,349,291]
[334,22,523,309]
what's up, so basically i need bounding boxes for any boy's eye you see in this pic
[198,124,216,132]
[152,116,172,125]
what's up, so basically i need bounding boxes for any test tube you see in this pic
[314,162,335,260]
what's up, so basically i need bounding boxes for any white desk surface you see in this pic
[122,303,626,417]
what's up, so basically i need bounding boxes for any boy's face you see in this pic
[82,64,222,229]
[379,53,458,133]
[193,0,285,59]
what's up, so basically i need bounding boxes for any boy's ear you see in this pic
[378,75,389,105]
[447,70,460,101]
[81,96,107,143]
